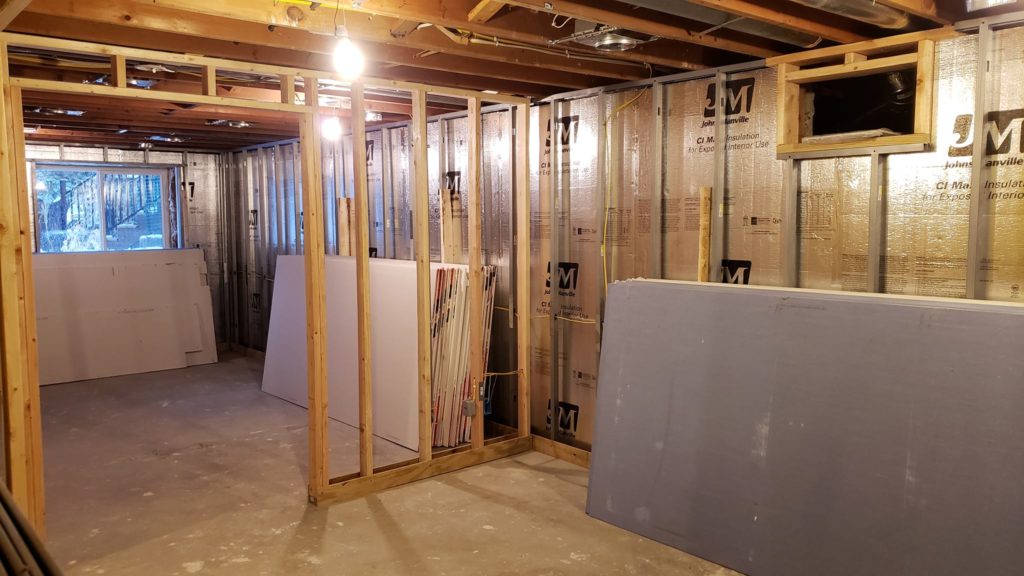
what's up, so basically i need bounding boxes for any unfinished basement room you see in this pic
[0,0,1022,575]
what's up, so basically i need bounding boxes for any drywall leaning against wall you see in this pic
[228,109,522,430]
[588,279,1024,576]
[262,255,477,452]
[34,249,217,385]
[25,145,230,343]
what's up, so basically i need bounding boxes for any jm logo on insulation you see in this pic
[546,261,580,291]
[949,109,1024,157]
[545,115,580,149]
[703,78,756,118]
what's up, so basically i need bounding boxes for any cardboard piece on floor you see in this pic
[588,279,1024,576]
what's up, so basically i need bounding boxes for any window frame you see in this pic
[31,162,178,254]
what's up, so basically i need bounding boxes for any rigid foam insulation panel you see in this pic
[388,126,414,261]
[34,249,217,385]
[480,110,519,425]
[529,99,603,447]
[882,35,976,298]
[183,152,228,341]
[367,130,386,257]
[798,157,871,291]
[977,28,1024,301]
[589,279,1024,576]
[663,67,783,284]
[529,69,784,447]
[605,89,655,283]
[261,255,468,452]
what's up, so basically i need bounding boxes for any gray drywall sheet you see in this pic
[588,279,1024,576]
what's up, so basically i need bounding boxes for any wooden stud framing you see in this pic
[914,39,936,142]
[109,54,127,88]
[201,65,217,96]
[776,63,800,148]
[515,104,530,438]
[532,435,589,468]
[411,89,432,462]
[350,82,375,477]
[784,53,918,84]
[697,186,712,282]
[10,77,308,114]
[1,32,531,105]
[467,97,485,450]
[9,85,42,535]
[318,436,532,504]
[280,74,296,105]
[771,29,957,156]
[0,41,43,533]
[765,28,958,67]
[300,84,329,501]
[0,31,535,509]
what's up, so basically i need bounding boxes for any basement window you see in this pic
[34,167,169,253]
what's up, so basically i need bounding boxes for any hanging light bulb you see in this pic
[333,26,365,81]
[321,116,342,141]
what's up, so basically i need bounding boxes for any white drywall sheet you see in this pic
[262,255,461,451]
[34,249,218,385]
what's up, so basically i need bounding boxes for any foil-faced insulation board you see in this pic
[977,28,1024,301]
[529,98,603,447]
[605,89,655,283]
[882,35,976,298]
[664,68,784,285]
[798,157,871,291]
[589,279,1024,576]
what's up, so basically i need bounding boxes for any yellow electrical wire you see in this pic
[602,88,648,293]
[484,370,519,377]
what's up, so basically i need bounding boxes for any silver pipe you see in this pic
[619,0,824,47]
[786,0,910,29]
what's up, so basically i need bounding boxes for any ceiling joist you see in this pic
[0,0,32,29]
[468,0,507,23]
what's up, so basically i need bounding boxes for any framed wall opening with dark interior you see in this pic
[805,69,917,139]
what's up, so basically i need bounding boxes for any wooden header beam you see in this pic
[0,32,532,107]
[766,27,958,66]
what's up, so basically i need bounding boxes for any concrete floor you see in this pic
[40,353,737,576]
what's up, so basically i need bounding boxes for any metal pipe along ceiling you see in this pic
[617,0,823,47]
[786,0,911,29]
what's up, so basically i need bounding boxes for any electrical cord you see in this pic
[601,88,649,292]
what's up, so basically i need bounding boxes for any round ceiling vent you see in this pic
[592,32,638,52]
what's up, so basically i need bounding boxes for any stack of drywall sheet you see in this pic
[262,255,494,451]
[34,249,217,385]
[430,266,497,447]
[589,279,1024,576]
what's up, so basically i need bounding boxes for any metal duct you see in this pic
[787,0,910,29]
[616,0,823,48]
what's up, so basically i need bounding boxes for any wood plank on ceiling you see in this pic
[141,0,779,58]
[22,0,656,81]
